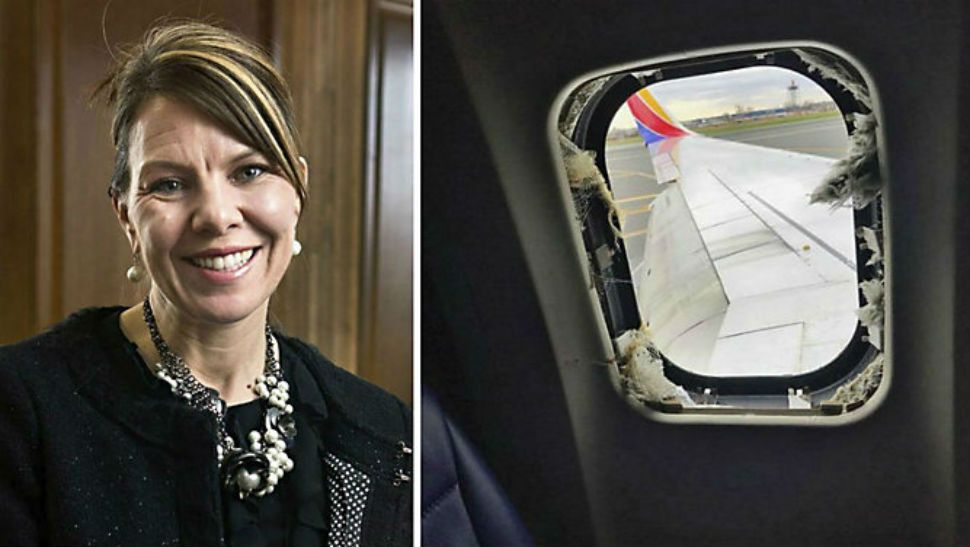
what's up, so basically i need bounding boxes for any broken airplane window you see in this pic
[559,48,886,420]
[610,67,855,378]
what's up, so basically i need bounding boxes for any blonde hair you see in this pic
[95,21,306,209]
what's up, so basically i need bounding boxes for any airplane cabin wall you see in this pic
[426,1,964,545]
[953,15,969,546]
[422,8,597,542]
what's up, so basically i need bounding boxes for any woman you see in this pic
[0,21,411,547]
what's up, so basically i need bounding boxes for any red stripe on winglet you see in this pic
[626,94,688,138]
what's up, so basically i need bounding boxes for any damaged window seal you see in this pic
[558,45,887,419]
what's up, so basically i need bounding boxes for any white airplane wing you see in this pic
[626,88,859,377]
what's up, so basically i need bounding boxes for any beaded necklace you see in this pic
[141,297,297,499]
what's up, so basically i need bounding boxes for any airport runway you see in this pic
[604,116,848,271]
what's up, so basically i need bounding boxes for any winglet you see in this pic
[626,88,690,183]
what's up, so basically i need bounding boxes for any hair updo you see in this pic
[95,21,306,210]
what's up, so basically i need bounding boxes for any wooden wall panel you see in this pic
[274,0,414,403]
[360,0,413,403]
[271,0,368,375]
[0,0,39,340]
[33,0,62,333]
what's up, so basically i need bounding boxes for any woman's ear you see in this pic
[112,194,138,252]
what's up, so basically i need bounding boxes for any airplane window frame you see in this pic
[562,46,886,414]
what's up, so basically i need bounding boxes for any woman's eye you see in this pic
[235,164,267,183]
[149,179,183,194]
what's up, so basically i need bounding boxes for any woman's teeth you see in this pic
[190,249,255,272]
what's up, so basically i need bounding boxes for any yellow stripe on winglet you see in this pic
[638,88,678,127]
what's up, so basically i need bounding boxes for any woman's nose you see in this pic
[191,180,243,234]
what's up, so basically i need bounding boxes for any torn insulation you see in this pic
[558,76,610,137]
[796,48,883,210]
[829,353,884,405]
[614,327,695,407]
[810,113,882,209]
[856,224,885,350]
[858,226,883,267]
[857,278,885,350]
[559,134,623,237]
[794,49,872,110]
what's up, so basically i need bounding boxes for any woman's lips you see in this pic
[188,248,256,272]
[185,247,260,283]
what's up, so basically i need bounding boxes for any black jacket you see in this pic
[0,307,412,546]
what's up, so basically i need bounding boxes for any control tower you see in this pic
[786,79,799,111]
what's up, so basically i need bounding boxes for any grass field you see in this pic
[694,110,842,136]
[607,110,842,146]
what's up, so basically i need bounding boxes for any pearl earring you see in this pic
[292,240,302,256]
[126,263,144,283]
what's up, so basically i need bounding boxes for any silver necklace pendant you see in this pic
[266,407,298,439]
[142,296,297,500]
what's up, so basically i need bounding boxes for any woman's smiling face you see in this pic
[115,96,301,324]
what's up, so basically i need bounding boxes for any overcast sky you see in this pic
[611,66,833,129]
